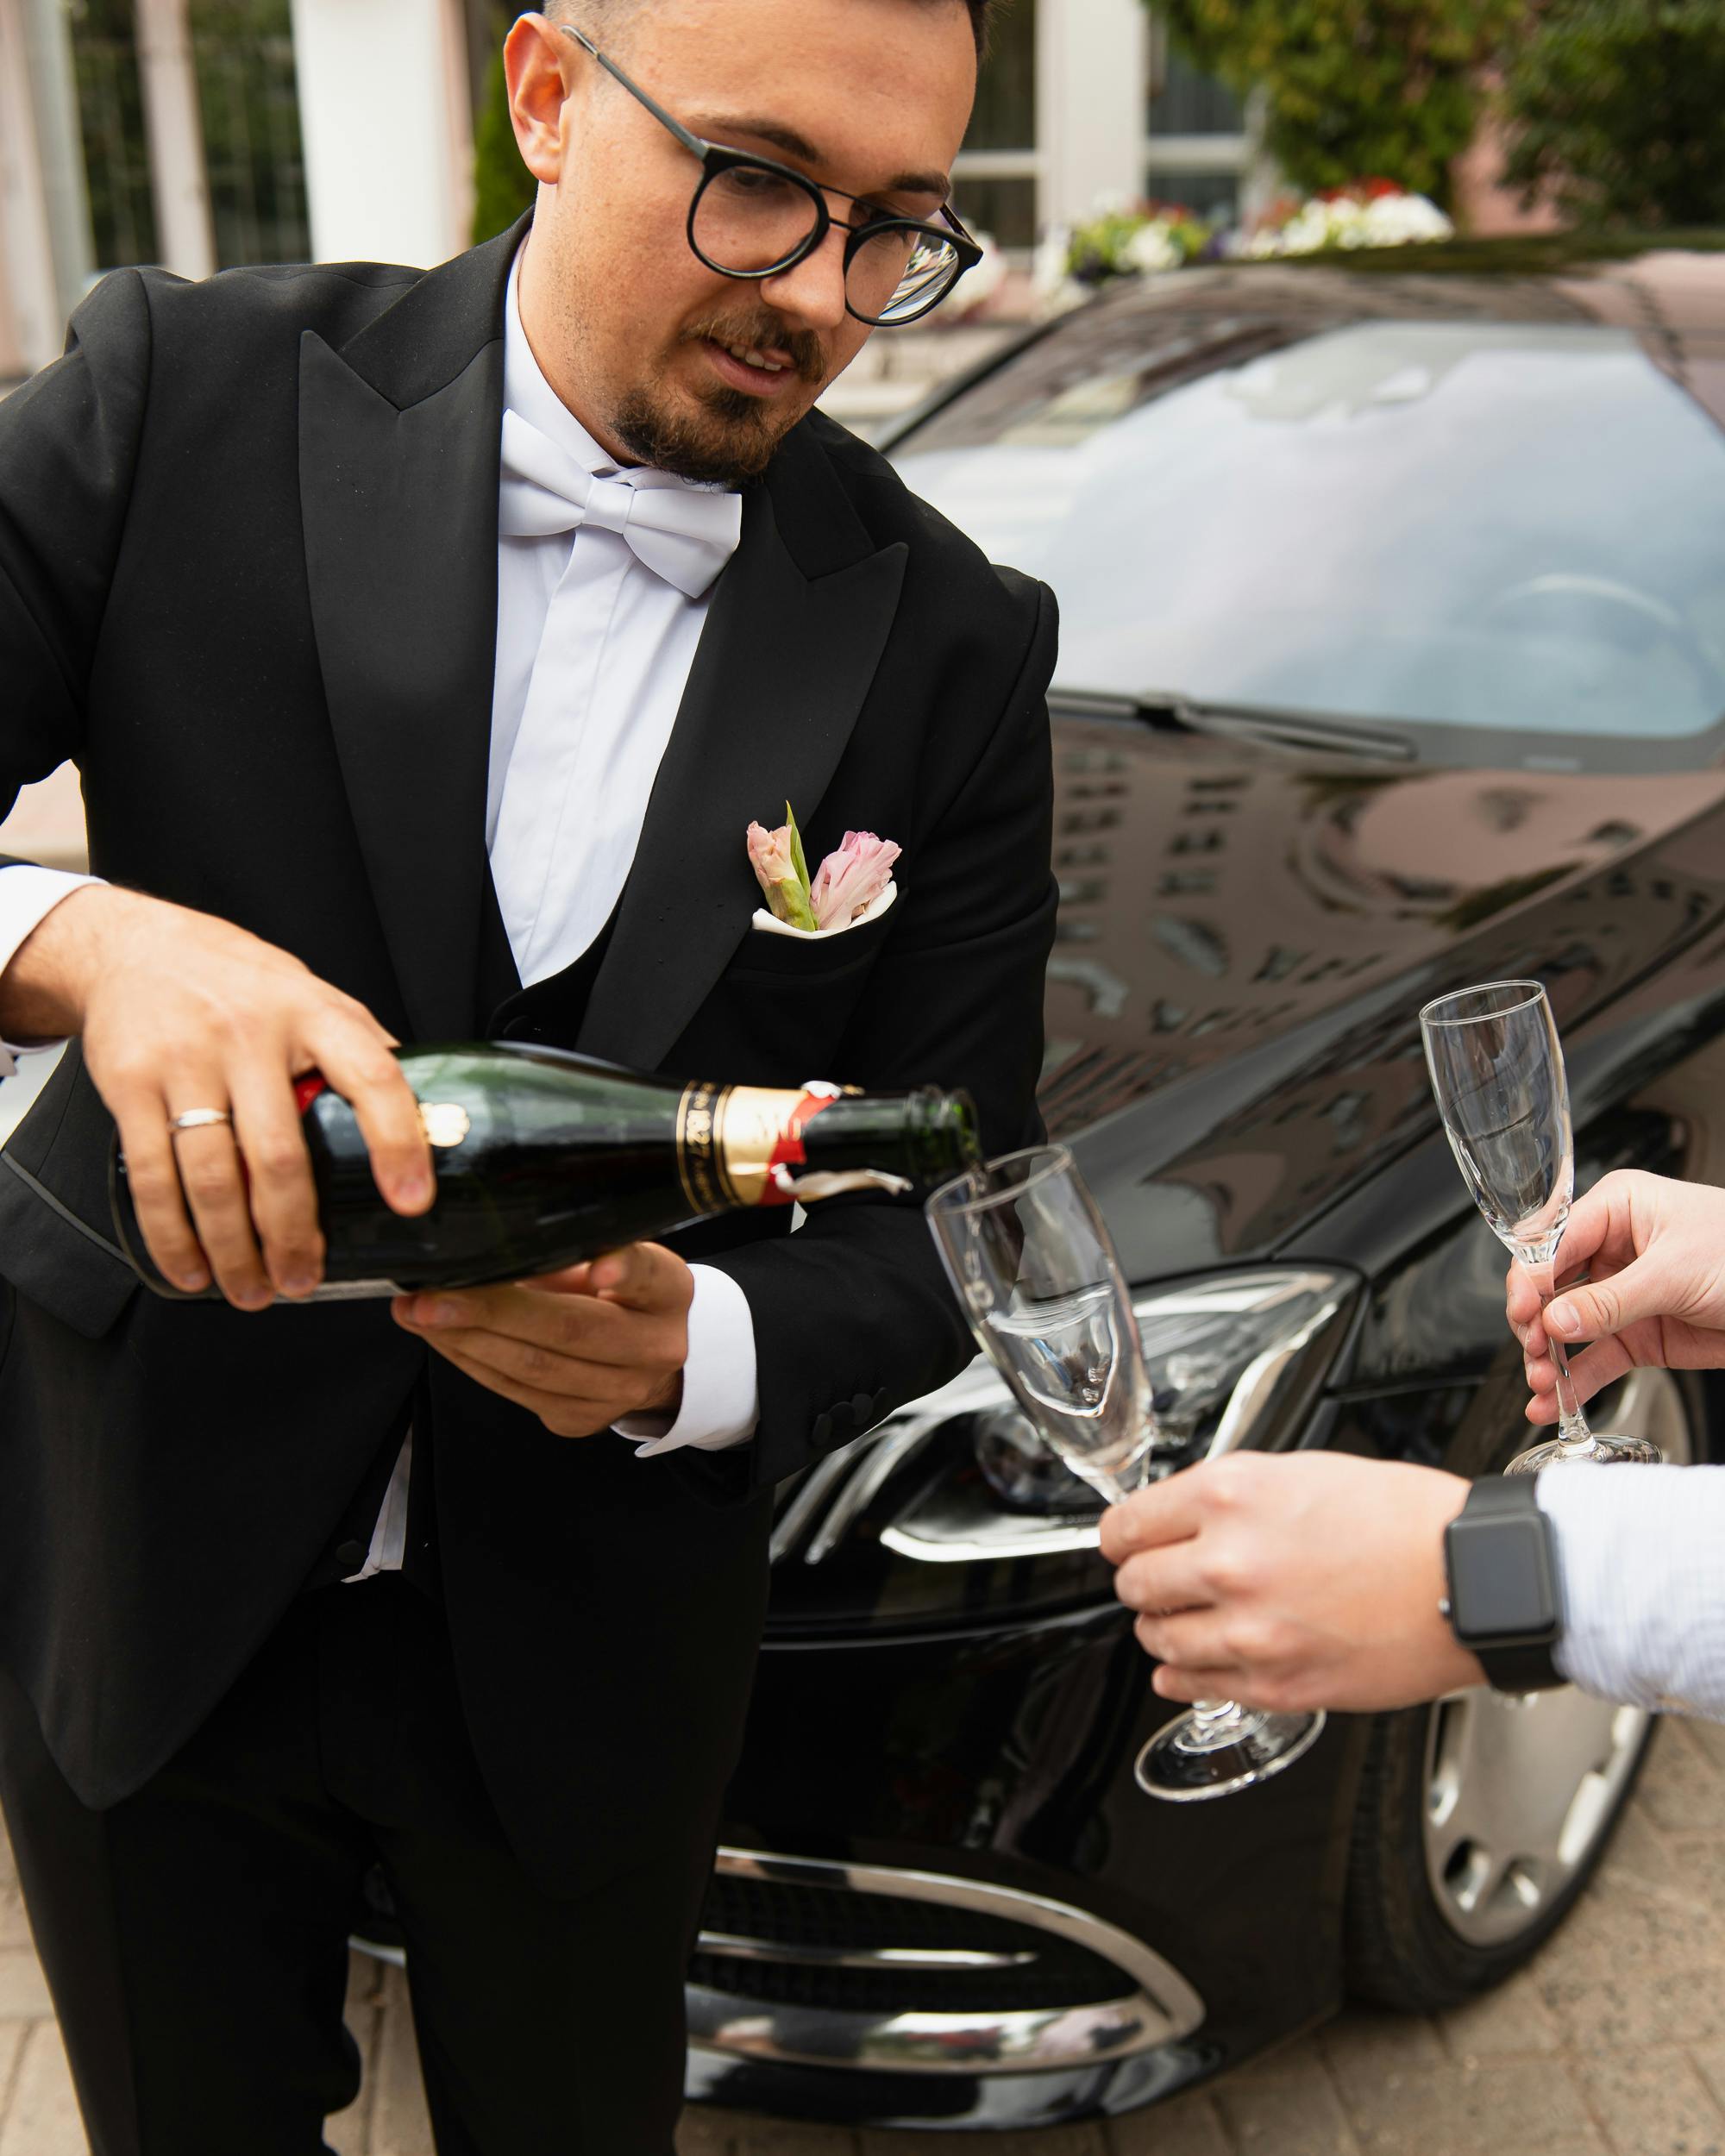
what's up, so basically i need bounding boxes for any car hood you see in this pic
[1043,714,1725,1279]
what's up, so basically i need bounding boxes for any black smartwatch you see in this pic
[1440,1475,1566,1692]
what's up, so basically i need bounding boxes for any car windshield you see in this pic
[893,318,1725,743]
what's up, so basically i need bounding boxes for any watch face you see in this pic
[1449,1514,1558,1644]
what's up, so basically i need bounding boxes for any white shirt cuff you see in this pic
[0,868,104,1076]
[1537,1461,1725,1718]
[615,1263,759,1457]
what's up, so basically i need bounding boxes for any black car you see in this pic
[678,235,1725,2132]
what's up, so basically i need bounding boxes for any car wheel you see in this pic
[1344,1366,1694,2013]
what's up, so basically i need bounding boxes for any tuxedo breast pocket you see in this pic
[724,907,895,986]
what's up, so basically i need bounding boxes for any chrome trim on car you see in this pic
[768,1436,869,1566]
[687,1984,1178,2074]
[696,1931,1037,1972]
[802,1419,938,1566]
[880,1514,1103,1564]
[687,1847,1205,2076]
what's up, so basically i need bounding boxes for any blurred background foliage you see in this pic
[1151,0,1523,207]
[472,3,536,244]
[1157,0,1725,226]
[1498,0,1725,228]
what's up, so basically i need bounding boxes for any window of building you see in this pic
[954,0,1038,249]
[1144,16,1249,229]
[72,0,158,267]
[1145,166,1240,227]
[191,0,309,267]
[68,0,309,272]
[1148,37,1244,136]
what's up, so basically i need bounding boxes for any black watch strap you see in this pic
[1441,1474,1566,1693]
[1472,1635,1565,1693]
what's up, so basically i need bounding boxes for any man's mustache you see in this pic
[681,314,828,387]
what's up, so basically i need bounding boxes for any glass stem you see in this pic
[1105,1449,1267,1745]
[1538,1279,1592,1447]
[1192,1699,1250,1731]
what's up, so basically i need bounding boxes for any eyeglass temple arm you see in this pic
[553,19,710,161]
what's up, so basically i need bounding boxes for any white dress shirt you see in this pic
[1538,1463,1725,1719]
[0,242,760,1579]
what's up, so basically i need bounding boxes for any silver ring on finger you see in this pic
[168,1108,233,1135]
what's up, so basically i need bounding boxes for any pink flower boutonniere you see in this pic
[746,803,900,940]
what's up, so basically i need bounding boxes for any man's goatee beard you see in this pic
[611,387,791,487]
[612,318,829,487]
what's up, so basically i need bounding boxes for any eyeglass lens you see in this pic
[691,163,961,323]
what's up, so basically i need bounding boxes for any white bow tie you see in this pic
[497,408,742,599]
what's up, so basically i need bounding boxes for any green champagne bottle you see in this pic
[109,1044,981,1301]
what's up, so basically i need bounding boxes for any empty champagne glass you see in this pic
[1420,981,1659,1473]
[926,1146,1326,1802]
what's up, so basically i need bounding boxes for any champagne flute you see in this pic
[1420,981,1659,1472]
[926,1146,1326,1802]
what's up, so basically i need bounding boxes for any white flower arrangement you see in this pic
[1031,197,1214,314]
[1239,181,1454,260]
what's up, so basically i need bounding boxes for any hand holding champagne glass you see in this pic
[1420,980,1660,1472]
[926,1147,1326,1802]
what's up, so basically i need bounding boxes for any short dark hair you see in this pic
[543,0,999,59]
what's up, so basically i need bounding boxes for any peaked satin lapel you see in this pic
[298,221,524,1043]
[579,446,907,1073]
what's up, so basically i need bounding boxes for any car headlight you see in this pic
[873,1269,1357,1565]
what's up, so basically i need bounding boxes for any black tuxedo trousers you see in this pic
[0,213,1057,2145]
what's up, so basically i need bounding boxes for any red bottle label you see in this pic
[758,1089,836,1206]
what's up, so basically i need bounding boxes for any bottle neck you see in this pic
[802,1087,980,1192]
[682,1082,978,1213]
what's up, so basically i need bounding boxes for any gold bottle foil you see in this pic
[677,1081,808,1212]
[675,1081,726,1214]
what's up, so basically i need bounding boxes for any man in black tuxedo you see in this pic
[0,3,1056,2148]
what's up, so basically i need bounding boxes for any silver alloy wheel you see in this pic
[1421,1367,1690,1950]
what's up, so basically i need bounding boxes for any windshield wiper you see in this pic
[1053,688,1415,763]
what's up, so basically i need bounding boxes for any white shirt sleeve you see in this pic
[614,1263,759,1457]
[1537,1461,1725,1719]
[0,868,104,1078]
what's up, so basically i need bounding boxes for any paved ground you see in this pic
[4,1714,1725,2154]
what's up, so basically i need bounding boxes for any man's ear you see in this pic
[505,13,573,187]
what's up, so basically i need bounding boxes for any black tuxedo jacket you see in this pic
[0,217,1057,1891]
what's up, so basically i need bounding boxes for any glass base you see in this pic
[1134,1706,1327,1802]
[1504,1430,1662,1475]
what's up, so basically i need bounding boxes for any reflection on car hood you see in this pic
[1043,714,1725,1279]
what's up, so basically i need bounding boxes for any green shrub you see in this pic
[471,41,536,244]
[1499,0,1725,228]
[1155,0,1522,206]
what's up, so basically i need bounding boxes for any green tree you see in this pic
[1499,0,1725,228]
[472,11,536,244]
[1154,0,1522,205]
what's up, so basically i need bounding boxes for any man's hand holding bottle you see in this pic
[0,887,693,1432]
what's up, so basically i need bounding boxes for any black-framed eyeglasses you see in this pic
[555,20,983,327]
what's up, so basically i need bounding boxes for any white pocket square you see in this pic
[750,879,898,941]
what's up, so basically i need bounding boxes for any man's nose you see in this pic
[757,216,851,335]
